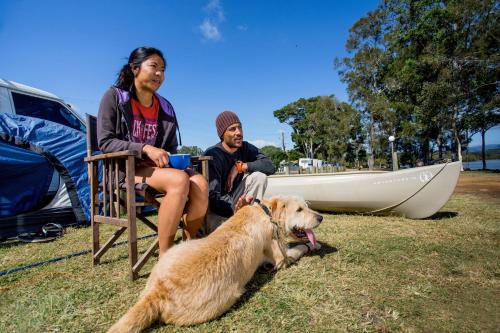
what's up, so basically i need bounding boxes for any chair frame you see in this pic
[84,114,210,280]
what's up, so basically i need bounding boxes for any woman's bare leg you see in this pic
[135,166,190,255]
[183,172,209,240]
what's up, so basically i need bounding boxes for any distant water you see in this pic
[463,159,500,170]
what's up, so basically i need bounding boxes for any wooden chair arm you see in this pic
[85,150,138,162]
[190,155,212,181]
[190,155,213,163]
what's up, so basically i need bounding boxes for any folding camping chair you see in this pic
[84,114,211,280]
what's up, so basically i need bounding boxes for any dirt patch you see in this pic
[454,171,500,203]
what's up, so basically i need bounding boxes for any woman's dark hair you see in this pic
[115,47,166,91]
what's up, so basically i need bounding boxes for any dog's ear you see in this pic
[269,197,279,213]
[270,197,286,222]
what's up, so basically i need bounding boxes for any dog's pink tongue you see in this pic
[305,229,317,249]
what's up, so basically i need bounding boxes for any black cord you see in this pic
[0,233,157,277]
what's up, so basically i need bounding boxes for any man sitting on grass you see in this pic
[202,111,276,233]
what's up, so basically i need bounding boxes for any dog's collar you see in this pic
[254,199,272,218]
[254,199,279,228]
[254,199,290,267]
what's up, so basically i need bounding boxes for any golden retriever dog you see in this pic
[107,196,323,333]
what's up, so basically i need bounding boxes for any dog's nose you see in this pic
[316,214,323,223]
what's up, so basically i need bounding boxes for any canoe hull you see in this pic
[265,161,461,219]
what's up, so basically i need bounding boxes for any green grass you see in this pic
[1,174,499,332]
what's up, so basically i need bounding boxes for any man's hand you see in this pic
[225,161,248,192]
[142,145,169,168]
[225,165,239,192]
[234,194,253,212]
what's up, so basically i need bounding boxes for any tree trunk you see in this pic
[424,137,430,164]
[418,138,429,165]
[310,137,314,159]
[437,134,443,160]
[481,128,486,170]
[301,142,308,159]
[368,119,375,170]
[451,114,464,171]
[456,139,463,170]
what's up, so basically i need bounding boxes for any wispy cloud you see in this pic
[205,0,225,21]
[237,24,248,31]
[199,19,221,41]
[199,0,224,42]
[249,139,278,148]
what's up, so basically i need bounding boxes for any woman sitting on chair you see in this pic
[97,46,208,256]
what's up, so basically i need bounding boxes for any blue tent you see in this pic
[0,113,90,239]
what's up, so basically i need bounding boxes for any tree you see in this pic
[312,98,363,165]
[460,0,500,168]
[335,7,395,169]
[178,145,204,156]
[286,149,305,162]
[388,0,499,168]
[274,95,362,164]
[273,97,322,159]
[337,0,499,168]
[260,145,287,168]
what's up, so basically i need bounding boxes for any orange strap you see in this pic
[236,160,244,173]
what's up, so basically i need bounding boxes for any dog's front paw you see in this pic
[308,241,321,251]
[274,259,287,270]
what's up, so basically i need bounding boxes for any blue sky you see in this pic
[1,0,498,150]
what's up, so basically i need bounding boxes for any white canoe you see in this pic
[265,161,462,219]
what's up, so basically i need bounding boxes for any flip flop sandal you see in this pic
[42,223,64,237]
[17,232,56,243]
[17,223,64,243]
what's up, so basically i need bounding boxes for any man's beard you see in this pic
[225,138,242,149]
